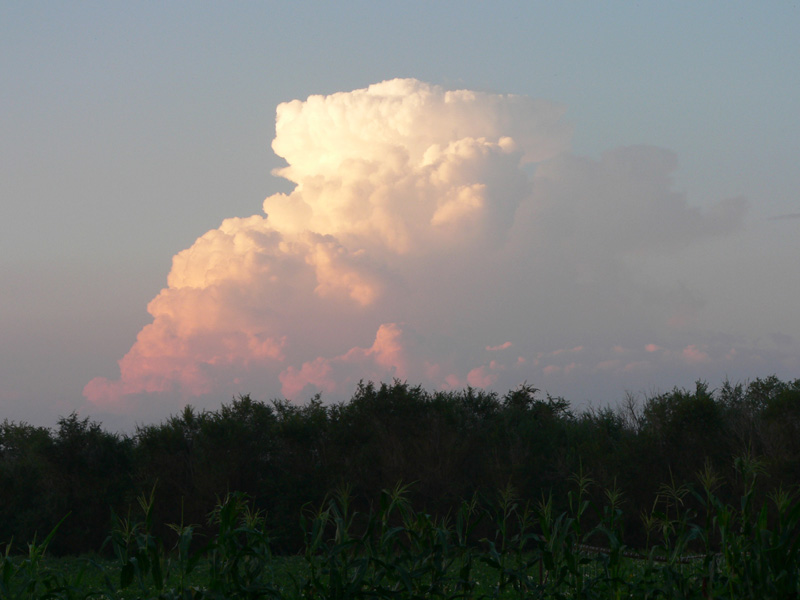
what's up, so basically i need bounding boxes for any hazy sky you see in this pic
[2,2,799,430]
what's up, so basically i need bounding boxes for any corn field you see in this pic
[2,457,799,600]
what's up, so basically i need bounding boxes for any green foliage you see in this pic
[0,414,132,556]
[3,377,800,562]
[2,471,799,599]
[0,515,80,600]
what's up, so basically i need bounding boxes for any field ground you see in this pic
[8,550,714,600]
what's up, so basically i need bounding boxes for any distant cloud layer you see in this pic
[84,79,793,413]
[769,212,800,221]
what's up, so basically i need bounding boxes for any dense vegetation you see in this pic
[1,376,800,561]
[3,463,800,599]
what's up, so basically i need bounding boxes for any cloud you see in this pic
[265,79,570,255]
[278,323,405,397]
[486,341,513,351]
[681,344,712,364]
[84,216,379,408]
[522,147,746,262]
[85,78,770,414]
[769,212,800,221]
[467,366,498,388]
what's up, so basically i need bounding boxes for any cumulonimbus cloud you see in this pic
[85,78,777,414]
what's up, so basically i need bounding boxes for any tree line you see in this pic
[1,376,799,556]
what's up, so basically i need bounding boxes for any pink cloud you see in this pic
[278,358,337,399]
[681,344,712,364]
[486,341,513,351]
[369,323,408,375]
[84,310,286,410]
[443,374,462,389]
[467,366,497,388]
[595,359,623,371]
[279,323,410,399]
[552,346,584,356]
[82,213,385,410]
[622,360,649,372]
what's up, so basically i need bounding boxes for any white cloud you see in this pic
[85,79,790,414]
[264,79,568,254]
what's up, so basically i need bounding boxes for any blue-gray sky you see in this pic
[2,2,799,429]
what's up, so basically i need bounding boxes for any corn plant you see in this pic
[3,462,800,600]
[103,485,167,598]
[202,492,281,599]
[0,514,92,600]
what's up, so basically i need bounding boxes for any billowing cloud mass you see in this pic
[84,79,796,413]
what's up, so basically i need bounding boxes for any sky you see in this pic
[2,2,799,431]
